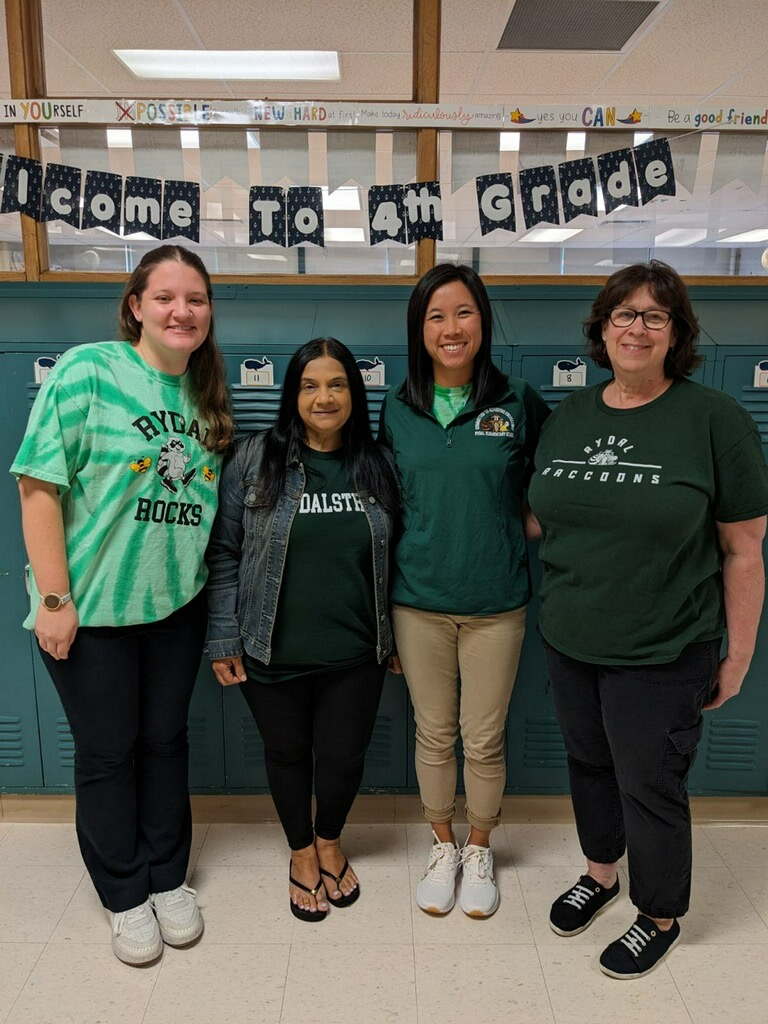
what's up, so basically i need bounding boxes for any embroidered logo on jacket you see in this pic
[475,408,514,437]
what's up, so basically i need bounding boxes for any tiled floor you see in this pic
[1,820,767,1024]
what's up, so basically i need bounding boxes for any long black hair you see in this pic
[403,263,507,412]
[257,338,400,512]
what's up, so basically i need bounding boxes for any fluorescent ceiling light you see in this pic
[566,132,586,152]
[499,132,520,152]
[654,228,707,246]
[107,128,132,148]
[519,227,582,243]
[325,228,366,242]
[716,228,768,243]
[247,253,288,262]
[321,187,361,211]
[114,49,340,81]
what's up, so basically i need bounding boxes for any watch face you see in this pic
[43,594,61,610]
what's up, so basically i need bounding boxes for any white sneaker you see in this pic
[458,843,499,918]
[416,831,461,914]
[110,901,163,965]
[149,884,203,946]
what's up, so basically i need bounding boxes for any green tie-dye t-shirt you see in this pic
[11,342,222,628]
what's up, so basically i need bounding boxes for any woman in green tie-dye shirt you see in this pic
[11,245,234,967]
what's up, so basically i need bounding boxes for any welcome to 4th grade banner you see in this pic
[0,137,674,246]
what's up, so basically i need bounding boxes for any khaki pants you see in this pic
[392,604,526,832]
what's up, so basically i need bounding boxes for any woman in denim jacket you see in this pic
[206,338,399,922]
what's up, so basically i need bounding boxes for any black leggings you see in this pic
[240,658,387,849]
[41,591,207,912]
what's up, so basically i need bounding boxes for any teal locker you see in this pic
[686,347,768,794]
[0,350,67,789]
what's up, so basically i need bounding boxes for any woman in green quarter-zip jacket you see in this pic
[379,263,549,918]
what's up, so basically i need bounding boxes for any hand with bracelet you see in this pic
[35,589,78,661]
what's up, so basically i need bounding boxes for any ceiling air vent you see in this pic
[498,0,659,52]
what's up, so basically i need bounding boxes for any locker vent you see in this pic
[231,384,389,438]
[739,387,768,445]
[239,717,266,769]
[523,717,567,767]
[538,386,578,411]
[704,719,759,772]
[0,716,24,766]
[27,383,41,408]
[56,716,75,767]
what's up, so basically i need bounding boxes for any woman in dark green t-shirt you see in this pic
[207,338,400,922]
[528,261,768,980]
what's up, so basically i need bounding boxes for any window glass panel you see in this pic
[41,127,418,275]
[0,130,24,271]
[437,130,768,277]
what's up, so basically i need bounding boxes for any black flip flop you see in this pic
[320,858,360,908]
[289,867,328,922]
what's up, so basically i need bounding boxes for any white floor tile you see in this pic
[0,818,765,1024]
[0,865,85,943]
[280,943,417,1024]
[0,824,82,867]
[0,944,44,1023]
[292,863,413,945]
[666,944,768,1024]
[415,944,555,1024]
[5,944,159,1024]
[188,863,295,945]
[728,865,768,927]
[195,823,288,867]
[537,944,691,1024]
[334,822,409,866]
[504,823,584,867]
[518,864,631,947]
[49,874,108,945]
[701,824,768,869]
[143,943,290,1024]
[682,865,768,944]
[410,863,534,945]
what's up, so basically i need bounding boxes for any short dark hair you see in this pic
[118,244,234,451]
[257,338,399,512]
[404,263,506,411]
[583,260,702,379]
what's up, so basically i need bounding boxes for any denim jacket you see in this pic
[205,432,395,665]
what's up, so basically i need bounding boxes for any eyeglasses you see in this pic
[609,307,672,330]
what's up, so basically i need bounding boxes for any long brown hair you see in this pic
[119,245,234,452]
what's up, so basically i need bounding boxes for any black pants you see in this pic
[240,658,387,850]
[542,637,719,919]
[41,591,207,913]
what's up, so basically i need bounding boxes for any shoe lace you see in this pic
[424,841,458,881]
[159,883,196,906]
[460,845,492,882]
[619,921,653,957]
[562,883,595,908]
[112,903,152,936]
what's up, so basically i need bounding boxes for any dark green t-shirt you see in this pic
[245,446,376,682]
[528,378,768,665]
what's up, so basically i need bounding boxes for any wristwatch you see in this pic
[40,591,72,611]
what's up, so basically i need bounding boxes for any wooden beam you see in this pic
[5,0,48,279]
[413,0,440,277]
